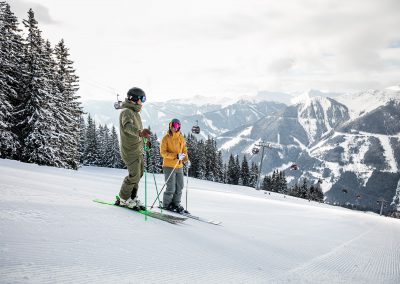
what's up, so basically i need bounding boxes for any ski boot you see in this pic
[175,204,189,214]
[127,196,146,211]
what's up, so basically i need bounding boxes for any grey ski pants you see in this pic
[162,167,184,207]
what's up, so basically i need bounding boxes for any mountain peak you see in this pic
[336,88,400,119]
[290,89,342,105]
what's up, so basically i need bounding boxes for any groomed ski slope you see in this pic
[1,159,399,284]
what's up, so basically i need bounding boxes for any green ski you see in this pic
[93,199,187,225]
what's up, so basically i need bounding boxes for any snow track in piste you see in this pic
[0,226,269,283]
[0,202,266,283]
[269,221,400,283]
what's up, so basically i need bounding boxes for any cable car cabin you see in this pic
[191,125,200,134]
[114,101,123,109]
[114,94,122,109]
[290,164,299,170]
[252,148,260,154]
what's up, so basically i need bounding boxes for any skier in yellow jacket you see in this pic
[160,118,190,213]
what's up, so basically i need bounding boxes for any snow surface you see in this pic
[1,159,400,283]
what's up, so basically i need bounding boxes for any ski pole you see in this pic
[143,138,149,212]
[146,146,163,209]
[185,165,189,211]
[152,170,162,209]
[144,159,147,210]
[150,159,180,209]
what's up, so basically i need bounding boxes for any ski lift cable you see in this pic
[85,78,117,93]
[149,103,180,117]
[81,79,118,96]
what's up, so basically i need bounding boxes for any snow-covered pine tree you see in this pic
[150,133,162,173]
[18,9,58,166]
[144,126,161,173]
[311,179,324,202]
[79,115,86,164]
[196,140,206,180]
[278,170,288,194]
[204,137,216,181]
[97,124,109,166]
[270,170,279,192]
[300,178,309,199]
[103,125,111,166]
[289,182,300,197]
[234,155,241,185]
[43,40,65,167]
[227,154,236,184]
[0,2,23,158]
[316,185,324,202]
[249,162,259,188]
[54,39,81,169]
[308,185,315,201]
[105,125,123,168]
[222,163,227,184]
[95,124,103,166]
[83,114,99,166]
[186,133,198,177]
[215,151,224,183]
[261,175,269,191]
[241,155,250,187]
[262,175,272,191]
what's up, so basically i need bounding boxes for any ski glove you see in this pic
[185,160,191,168]
[139,128,151,138]
[145,139,152,149]
[144,138,151,151]
[177,153,186,161]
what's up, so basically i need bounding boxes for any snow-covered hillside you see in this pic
[1,159,399,283]
[336,89,400,120]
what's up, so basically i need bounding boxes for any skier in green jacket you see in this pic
[116,87,151,210]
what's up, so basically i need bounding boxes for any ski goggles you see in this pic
[171,122,181,129]
[138,96,146,103]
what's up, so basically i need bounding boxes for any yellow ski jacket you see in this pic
[160,131,189,168]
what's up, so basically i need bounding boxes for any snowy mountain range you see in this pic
[82,98,287,139]
[83,87,400,213]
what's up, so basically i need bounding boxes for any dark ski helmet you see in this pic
[169,118,181,131]
[127,87,146,102]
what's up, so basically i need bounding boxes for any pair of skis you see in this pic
[93,199,185,225]
[93,199,221,226]
[157,207,222,226]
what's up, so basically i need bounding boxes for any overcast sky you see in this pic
[7,0,400,102]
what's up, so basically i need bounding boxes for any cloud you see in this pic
[268,57,296,74]
[6,0,400,100]
[8,0,59,25]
